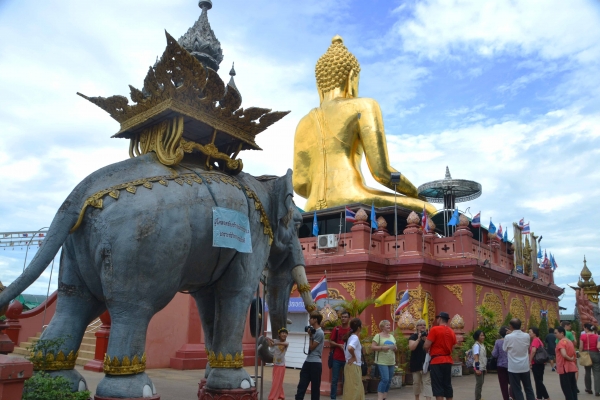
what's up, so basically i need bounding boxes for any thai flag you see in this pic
[497,224,503,240]
[519,218,524,228]
[471,212,481,228]
[421,207,429,233]
[345,207,356,222]
[522,223,530,234]
[394,289,410,315]
[311,276,328,302]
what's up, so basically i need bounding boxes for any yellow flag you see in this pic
[375,285,397,307]
[422,294,429,329]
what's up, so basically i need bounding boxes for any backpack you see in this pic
[465,348,475,368]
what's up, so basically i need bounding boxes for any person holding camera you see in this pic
[409,319,432,400]
[372,320,397,400]
[343,318,365,400]
[295,312,324,400]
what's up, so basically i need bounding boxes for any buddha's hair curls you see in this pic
[315,35,361,93]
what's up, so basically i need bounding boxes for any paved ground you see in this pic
[78,364,579,400]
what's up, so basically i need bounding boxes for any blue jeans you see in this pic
[377,364,395,393]
[330,359,345,399]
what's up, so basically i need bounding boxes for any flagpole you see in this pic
[394,184,398,258]
[338,212,342,254]
[325,270,329,305]
[344,210,347,256]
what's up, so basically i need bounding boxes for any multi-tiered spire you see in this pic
[178,0,224,71]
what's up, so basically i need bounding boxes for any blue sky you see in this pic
[1,0,599,314]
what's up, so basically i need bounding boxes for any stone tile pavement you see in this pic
[78,364,580,400]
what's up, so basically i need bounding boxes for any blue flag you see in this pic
[370,203,378,229]
[503,229,508,242]
[488,219,496,234]
[448,208,459,226]
[537,248,542,259]
[312,211,319,236]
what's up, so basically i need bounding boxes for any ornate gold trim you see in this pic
[290,283,298,295]
[475,285,483,303]
[340,282,356,300]
[207,351,244,368]
[444,284,463,305]
[305,304,317,313]
[103,353,146,375]
[510,297,525,323]
[482,293,504,326]
[244,186,273,246]
[523,295,531,307]
[371,283,382,299]
[30,350,78,371]
[327,288,345,300]
[500,290,510,308]
[297,284,311,294]
[370,315,379,335]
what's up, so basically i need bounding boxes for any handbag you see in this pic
[580,335,593,367]
[423,352,431,374]
[533,339,549,364]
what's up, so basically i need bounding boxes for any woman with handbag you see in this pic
[528,327,550,400]
[579,323,600,395]
[343,318,364,400]
[371,320,397,400]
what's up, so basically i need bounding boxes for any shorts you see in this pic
[430,363,453,398]
[548,354,556,361]
[412,371,433,397]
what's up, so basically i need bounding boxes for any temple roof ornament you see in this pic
[178,0,224,71]
[354,208,368,222]
[458,214,469,227]
[376,216,387,229]
[407,211,420,225]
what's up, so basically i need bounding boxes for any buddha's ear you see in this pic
[317,82,324,103]
[347,69,359,98]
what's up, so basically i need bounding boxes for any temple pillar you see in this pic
[349,209,372,253]
[402,212,423,257]
[0,355,33,400]
[453,216,474,257]
[4,301,23,346]
[84,311,111,372]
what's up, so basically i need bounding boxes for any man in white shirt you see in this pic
[502,318,535,400]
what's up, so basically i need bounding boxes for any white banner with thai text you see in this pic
[212,207,252,253]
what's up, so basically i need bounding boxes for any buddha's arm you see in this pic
[358,100,419,198]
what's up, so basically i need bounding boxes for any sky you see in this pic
[1,0,599,314]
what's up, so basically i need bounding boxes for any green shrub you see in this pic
[23,372,90,400]
[502,312,513,328]
[539,316,549,343]
[528,315,537,331]
[461,306,499,358]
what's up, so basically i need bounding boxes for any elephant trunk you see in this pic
[291,265,317,313]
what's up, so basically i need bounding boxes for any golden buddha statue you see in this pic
[293,36,436,214]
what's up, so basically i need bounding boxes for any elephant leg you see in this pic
[95,303,157,399]
[192,287,216,379]
[36,250,105,392]
[205,255,266,390]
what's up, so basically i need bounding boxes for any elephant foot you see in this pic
[45,369,88,392]
[96,373,157,398]
[206,367,255,390]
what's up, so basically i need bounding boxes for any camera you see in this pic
[420,330,428,338]
[305,325,316,335]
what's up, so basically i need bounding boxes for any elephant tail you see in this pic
[0,186,85,310]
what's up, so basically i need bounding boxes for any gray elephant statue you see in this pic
[0,153,316,398]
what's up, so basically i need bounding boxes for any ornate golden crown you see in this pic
[78,32,289,173]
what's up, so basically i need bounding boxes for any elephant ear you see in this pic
[275,169,294,222]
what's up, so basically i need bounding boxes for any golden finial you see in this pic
[315,35,361,93]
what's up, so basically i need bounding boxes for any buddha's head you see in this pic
[315,35,361,103]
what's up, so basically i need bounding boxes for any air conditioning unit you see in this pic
[318,234,338,249]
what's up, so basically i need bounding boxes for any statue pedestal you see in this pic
[198,379,258,400]
[0,354,33,400]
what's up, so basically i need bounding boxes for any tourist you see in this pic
[267,328,290,400]
[372,320,397,400]
[579,323,600,395]
[295,312,324,400]
[343,318,365,400]
[528,327,550,400]
[328,311,351,399]
[503,318,535,400]
[409,319,433,400]
[562,321,579,393]
[545,329,557,372]
[492,326,515,400]
[472,330,487,400]
[555,326,578,400]
[424,311,457,400]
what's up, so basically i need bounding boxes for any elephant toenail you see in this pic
[143,384,153,397]
[240,379,251,389]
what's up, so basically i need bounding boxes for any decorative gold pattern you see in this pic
[70,171,273,245]
[450,314,465,330]
[207,351,244,368]
[305,304,317,313]
[500,290,510,308]
[541,299,548,309]
[290,284,297,295]
[30,350,78,371]
[530,299,542,325]
[315,36,361,93]
[297,284,311,294]
[482,293,504,327]
[340,282,356,300]
[475,285,483,303]
[407,285,435,328]
[371,315,379,336]
[397,310,416,330]
[444,285,463,304]
[327,288,345,300]
[319,304,338,324]
[79,32,288,149]
[510,297,526,323]
[548,303,560,325]
[523,295,531,307]
[103,353,146,375]
[371,283,382,299]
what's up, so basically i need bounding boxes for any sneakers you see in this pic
[551,367,556,372]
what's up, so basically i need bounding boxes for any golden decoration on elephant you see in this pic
[70,171,273,245]
[371,283,382,299]
[290,283,298,296]
[103,353,146,375]
[207,351,244,369]
[475,285,482,303]
[407,211,420,225]
[510,297,526,323]
[500,290,510,308]
[297,283,311,294]
[78,32,289,172]
[319,304,338,323]
[340,282,356,300]
[444,285,463,305]
[482,293,504,327]
[397,310,416,330]
[30,350,78,371]
[327,288,345,300]
[315,35,361,93]
[530,299,542,325]
[450,314,464,330]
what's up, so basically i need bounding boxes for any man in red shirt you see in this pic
[328,311,351,399]
[424,312,457,400]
